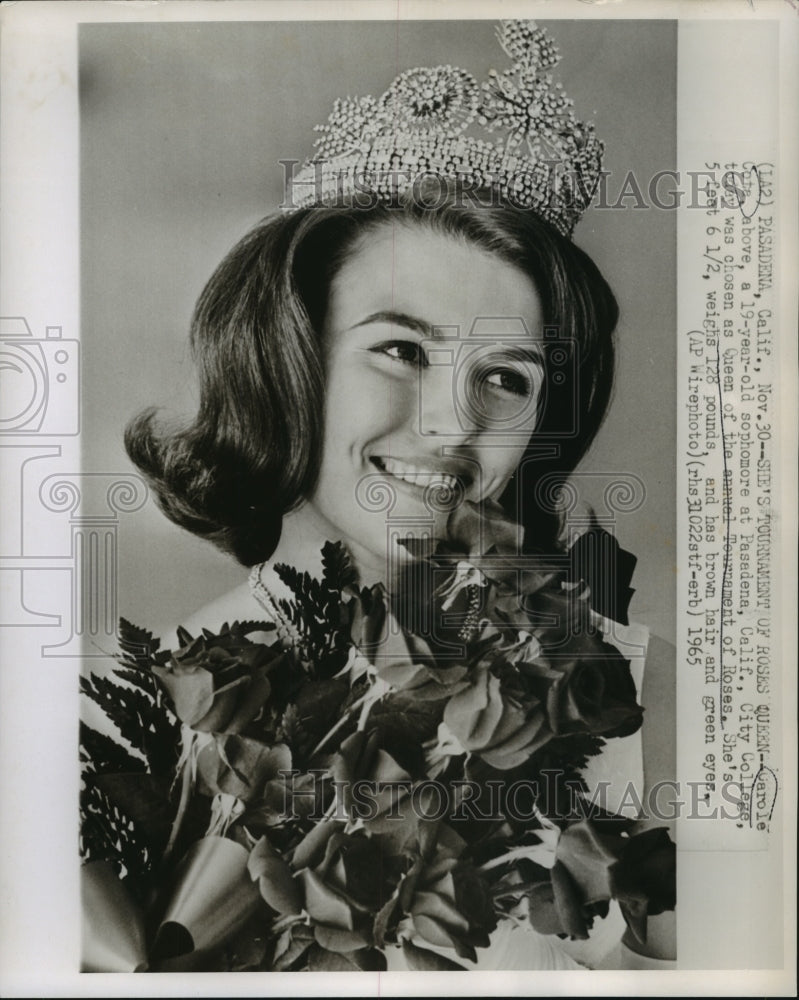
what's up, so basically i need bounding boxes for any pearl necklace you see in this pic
[458,584,482,642]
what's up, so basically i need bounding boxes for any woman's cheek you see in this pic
[363,369,417,430]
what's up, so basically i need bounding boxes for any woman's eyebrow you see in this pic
[348,310,434,337]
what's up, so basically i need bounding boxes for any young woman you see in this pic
[125,196,615,611]
[122,204,675,967]
[83,21,676,972]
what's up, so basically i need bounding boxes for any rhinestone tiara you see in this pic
[285,21,603,237]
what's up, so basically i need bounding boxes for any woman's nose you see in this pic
[418,358,479,440]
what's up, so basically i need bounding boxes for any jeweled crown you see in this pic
[286,21,603,237]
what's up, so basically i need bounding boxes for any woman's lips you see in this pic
[370,455,471,494]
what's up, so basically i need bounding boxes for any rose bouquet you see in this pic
[80,502,675,972]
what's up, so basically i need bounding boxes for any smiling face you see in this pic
[300,221,545,582]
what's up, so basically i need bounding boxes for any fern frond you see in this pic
[80,671,180,776]
[228,620,278,636]
[117,617,161,668]
[79,781,152,889]
[274,564,328,613]
[80,720,145,775]
[112,667,181,772]
[321,541,358,592]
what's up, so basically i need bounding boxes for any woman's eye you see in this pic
[375,341,427,367]
[483,367,533,397]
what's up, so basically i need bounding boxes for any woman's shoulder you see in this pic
[159,578,266,647]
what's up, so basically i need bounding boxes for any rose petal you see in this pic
[550,861,590,939]
[196,678,253,732]
[411,890,470,935]
[292,819,346,871]
[153,663,216,727]
[608,826,676,918]
[480,713,552,770]
[555,820,619,904]
[248,837,301,915]
[526,880,567,936]
[300,869,355,930]
[313,924,369,953]
[443,667,503,750]
[411,912,461,951]
[223,669,272,734]
[196,736,291,801]
[401,939,466,971]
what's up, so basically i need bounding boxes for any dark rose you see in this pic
[400,822,496,962]
[527,820,618,940]
[390,499,521,655]
[442,498,523,561]
[442,663,550,770]
[297,829,387,953]
[527,820,674,943]
[330,731,415,850]
[543,643,643,739]
[195,735,291,805]
[518,588,644,740]
[396,499,522,564]
[608,826,676,945]
[406,867,483,960]
[527,868,604,940]
[152,626,281,733]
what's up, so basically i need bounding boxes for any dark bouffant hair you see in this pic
[125,194,618,565]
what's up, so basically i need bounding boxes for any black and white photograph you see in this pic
[0,1,796,995]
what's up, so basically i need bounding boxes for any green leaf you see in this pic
[175,624,194,647]
[306,945,357,971]
[411,913,462,951]
[111,666,181,769]
[305,942,386,971]
[367,697,444,775]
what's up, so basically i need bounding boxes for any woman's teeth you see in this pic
[374,456,459,491]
